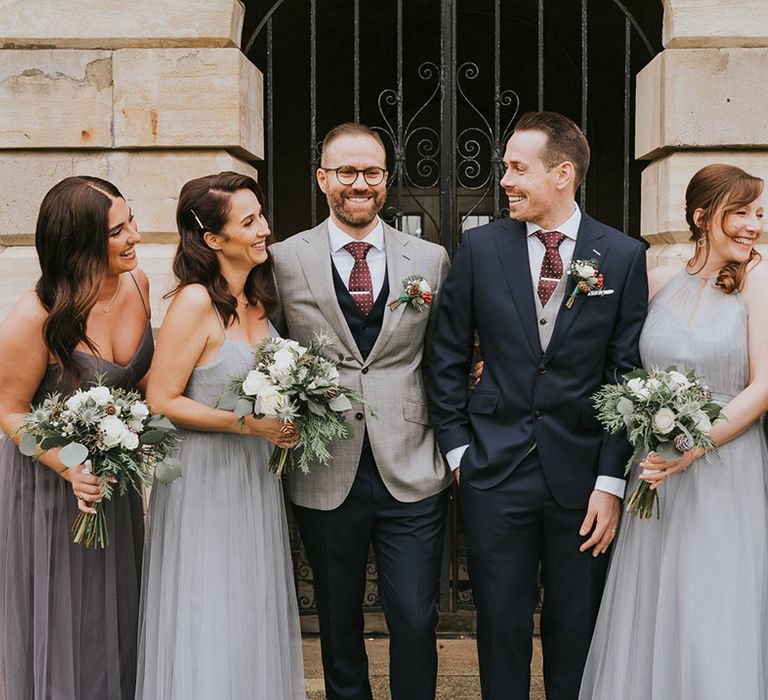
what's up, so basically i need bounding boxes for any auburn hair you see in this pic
[686,164,764,293]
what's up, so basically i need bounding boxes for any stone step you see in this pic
[302,637,545,699]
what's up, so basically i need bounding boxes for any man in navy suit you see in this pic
[428,112,648,700]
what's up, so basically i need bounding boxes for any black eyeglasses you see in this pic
[323,166,387,186]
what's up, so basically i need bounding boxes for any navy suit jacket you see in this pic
[428,213,648,509]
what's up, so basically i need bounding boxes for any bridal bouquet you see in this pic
[592,367,721,519]
[219,332,367,476]
[18,383,180,548]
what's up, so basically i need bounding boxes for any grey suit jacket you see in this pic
[270,219,452,510]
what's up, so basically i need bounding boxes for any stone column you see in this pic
[637,1,768,267]
[0,1,262,323]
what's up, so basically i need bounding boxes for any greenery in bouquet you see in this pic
[592,367,722,519]
[218,332,369,476]
[17,381,180,548]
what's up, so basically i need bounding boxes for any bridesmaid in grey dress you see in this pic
[0,176,150,699]
[580,164,768,699]
[136,172,305,699]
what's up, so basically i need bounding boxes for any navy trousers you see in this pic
[293,444,449,700]
[461,450,608,700]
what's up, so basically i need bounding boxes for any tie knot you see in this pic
[535,230,566,251]
[344,241,373,261]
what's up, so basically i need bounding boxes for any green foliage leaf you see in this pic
[59,442,89,467]
[139,430,167,445]
[147,415,175,431]
[40,435,66,450]
[234,399,253,418]
[19,433,38,457]
[216,389,241,411]
[155,457,183,484]
[655,441,680,461]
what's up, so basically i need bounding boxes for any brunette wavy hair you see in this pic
[686,164,764,294]
[34,176,123,389]
[169,172,276,328]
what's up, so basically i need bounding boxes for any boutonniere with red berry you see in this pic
[566,259,603,308]
[388,275,433,312]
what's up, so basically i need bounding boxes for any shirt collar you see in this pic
[328,217,385,253]
[525,204,581,241]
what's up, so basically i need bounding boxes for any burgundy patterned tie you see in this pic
[344,241,374,315]
[535,230,566,307]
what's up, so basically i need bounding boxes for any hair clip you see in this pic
[190,209,205,231]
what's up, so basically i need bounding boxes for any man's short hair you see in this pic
[320,123,386,166]
[514,112,590,189]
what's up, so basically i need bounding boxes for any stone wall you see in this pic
[0,0,260,323]
[640,1,768,266]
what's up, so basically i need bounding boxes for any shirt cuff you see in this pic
[594,475,626,499]
[446,445,468,471]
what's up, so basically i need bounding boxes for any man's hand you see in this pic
[579,489,620,557]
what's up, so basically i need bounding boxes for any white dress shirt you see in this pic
[328,217,386,299]
[446,205,626,499]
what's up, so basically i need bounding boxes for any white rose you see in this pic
[692,410,712,433]
[242,370,270,396]
[616,397,635,417]
[120,431,139,450]
[87,386,112,406]
[627,377,650,400]
[575,263,595,278]
[127,419,144,432]
[281,339,306,354]
[130,401,150,419]
[100,415,128,448]
[259,388,287,417]
[418,279,431,293]
[667,371,691,389]
[652,407,676,435]
[65,391,87,412]
[269,347,297,380]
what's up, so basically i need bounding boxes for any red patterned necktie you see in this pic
[535,230,566,307]
[344,241,374,315]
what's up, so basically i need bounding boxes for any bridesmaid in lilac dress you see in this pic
[0,176,151,699]
[136,172,305,699]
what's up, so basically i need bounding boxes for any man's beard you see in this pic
[327,189,386,229]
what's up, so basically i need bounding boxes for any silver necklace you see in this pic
[100,276,121,313]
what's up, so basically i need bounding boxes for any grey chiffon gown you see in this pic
[0,321,153,699]
[135,319,305,699]
[580,270,768,699]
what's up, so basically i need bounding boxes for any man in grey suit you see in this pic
[270,122,452,700]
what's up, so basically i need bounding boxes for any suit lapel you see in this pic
[363,224,409,366]
[544,215,609,361]
[494,218,543,359]
[296,222,363,363]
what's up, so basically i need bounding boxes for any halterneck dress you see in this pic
[580,270,768,699]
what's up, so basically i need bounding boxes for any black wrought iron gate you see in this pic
[243,0,661,618]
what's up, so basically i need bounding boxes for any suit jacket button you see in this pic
[539,318,547,325]
[534,410,543,420]
[361,367,369,374]
[355,412,364,420]
[538,366,547,374]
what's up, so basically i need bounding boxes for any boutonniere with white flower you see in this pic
[566,259,603,308]
[388,275,433,312]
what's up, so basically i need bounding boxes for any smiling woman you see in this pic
[0,175,153,700]
[136,171,306,700]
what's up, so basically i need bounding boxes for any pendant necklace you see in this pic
[101,276,121,313]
